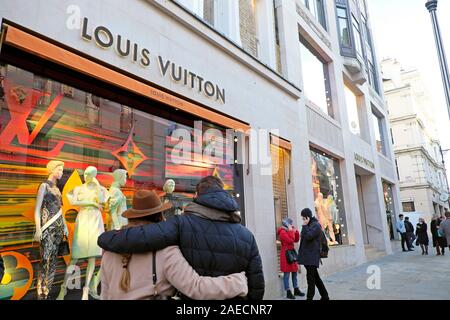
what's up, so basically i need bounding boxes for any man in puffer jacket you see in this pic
[98,176,265,300]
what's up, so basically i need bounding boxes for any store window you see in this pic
[382,182,395,240]
[301,0,327,30]
[310,149,348,245]
[371,109,387,156]
[0,63,241,299]
[402,201,415,212]
[300,36,334,118]
[344,84,361,137]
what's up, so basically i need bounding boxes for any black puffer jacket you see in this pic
[297,217,322,268]
[98,190,265,300]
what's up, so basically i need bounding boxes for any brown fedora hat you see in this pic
[122,189,172,219]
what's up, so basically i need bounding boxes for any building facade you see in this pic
[382,58,450,223]
[0,0,401,300]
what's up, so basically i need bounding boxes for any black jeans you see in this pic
[400,232,412,250]
[304,266,329,300]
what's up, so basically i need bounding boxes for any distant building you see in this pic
[382,58,450,221]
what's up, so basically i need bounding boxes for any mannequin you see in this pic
[108,169,129,230]
[88,169,129,300]
[34,160,68,300]
[314,193,337,244]
[162,179,183,219]
[325,195,339,245]
[57,166,108,300]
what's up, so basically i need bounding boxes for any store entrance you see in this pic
[356,174,370,245]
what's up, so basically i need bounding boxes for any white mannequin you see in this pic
[162,179,182,218]
[57,166,108,300]
[108,169,129,230]
[315,192,337,244]
[87,170,128,299]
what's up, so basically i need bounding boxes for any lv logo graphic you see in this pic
[0,80,65,157]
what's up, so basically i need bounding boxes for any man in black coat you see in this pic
[98,176,265,300]
[297,208,329,301]
[404,217,415,250]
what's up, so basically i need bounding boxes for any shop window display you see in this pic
[382,182,395,240]
[0,63,239,300]
[310,149,347,246]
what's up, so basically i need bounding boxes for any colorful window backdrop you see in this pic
[0,63,240,299]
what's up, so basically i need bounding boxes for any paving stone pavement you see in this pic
[282,244,450,300]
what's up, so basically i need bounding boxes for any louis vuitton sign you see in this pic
[354,153,375,169]
[80,17,226,104]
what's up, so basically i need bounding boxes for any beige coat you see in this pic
[100,246,248,300]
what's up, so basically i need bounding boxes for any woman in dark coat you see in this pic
[297,208,329,301]
[431,215,447,255]
[277,218,304,299]
[415,218,429,255]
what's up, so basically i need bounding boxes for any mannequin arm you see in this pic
[66,189,102,208]
[34,184,46,242]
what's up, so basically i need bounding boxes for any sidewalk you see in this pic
[283,243,450,300]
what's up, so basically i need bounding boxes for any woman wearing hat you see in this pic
[100,190,248,300]
[277,217,305,299]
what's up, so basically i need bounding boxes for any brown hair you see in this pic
[446,212,450,218]
[119,212,164,292]
[196,176,224,195]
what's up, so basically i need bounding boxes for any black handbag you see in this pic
[285,249,297,264]
[58,236,70,257]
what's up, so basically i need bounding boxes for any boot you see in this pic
[425,247,429,255]
[294,288,305,297]
[286,290,295,300]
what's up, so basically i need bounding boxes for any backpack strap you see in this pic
[152,251,157,297]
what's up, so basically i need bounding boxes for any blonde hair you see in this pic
[120,253,132,292]
[119,216,163,292]
[47,160,64,174]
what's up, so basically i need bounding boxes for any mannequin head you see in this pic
[47,161,64,180]
[317,192,324,201]
[113,169,127,187]
[163,179,176,194]
[84,166,97,184]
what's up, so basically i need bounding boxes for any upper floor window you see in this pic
[302,0,327,30]
[351,15,364,61]
[336,6,351,49]
[300,35,334,118]
[371,109,388,156]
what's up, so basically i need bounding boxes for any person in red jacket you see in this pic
[278,218,305,299]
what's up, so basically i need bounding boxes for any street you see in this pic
[288,242,450,300]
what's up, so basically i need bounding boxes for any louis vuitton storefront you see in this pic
[0,20,249,300]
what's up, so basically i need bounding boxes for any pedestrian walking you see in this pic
[415,218,429,255]
[277,218,305,299]
[431,214,447,256]
[439,212,450,251]
[404,217,415,250]
[100,190,248,300]
[98,176,264,300]
[297,208,329,301]
[396,214,413,252]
